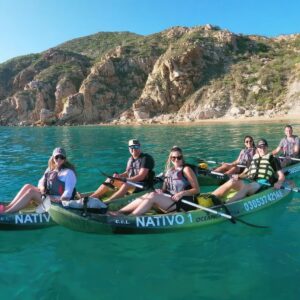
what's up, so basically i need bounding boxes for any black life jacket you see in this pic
[126,153,155,186]
[44,170,76,199]
[164,165,193,195]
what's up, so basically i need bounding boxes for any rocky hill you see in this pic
[0,25,299,126]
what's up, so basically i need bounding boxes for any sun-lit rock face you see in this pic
[0,26,299,125]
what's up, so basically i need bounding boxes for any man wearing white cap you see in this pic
[91,139,155,203]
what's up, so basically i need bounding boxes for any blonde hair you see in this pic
[47,156,76,174]
[164,146,185,173]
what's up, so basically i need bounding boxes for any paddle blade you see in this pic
[35,196,51,213]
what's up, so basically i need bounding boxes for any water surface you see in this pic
[0,123,300,300]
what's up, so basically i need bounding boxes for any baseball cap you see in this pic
[128,139,140,147]
[52,147,67,157]
[257,138,268,147]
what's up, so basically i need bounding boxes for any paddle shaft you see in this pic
[99,170,144,189]
[279,156,300,162]
[162,193,232,220]
[181,199,233,219]
[162,194,269,228]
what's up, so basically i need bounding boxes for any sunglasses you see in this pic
[245,140,253,144]
[171,156,183,161]
[257,144,267,148]
[54,155,66,160]
[129,145,140,150]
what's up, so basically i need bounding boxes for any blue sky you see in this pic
[0,0,299,63]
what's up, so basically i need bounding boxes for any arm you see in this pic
[272,146,281,156]
[274,170,285,189]
[272,139,284,156]
[60,170,77,200]
[127,168,149,182]
[292,137,300,157]
[237,167,249,179]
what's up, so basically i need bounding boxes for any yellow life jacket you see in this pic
[247,153,275,181]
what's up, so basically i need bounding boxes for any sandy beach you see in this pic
[107,113,300,127]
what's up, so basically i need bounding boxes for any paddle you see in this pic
[279,156,300,162]
[35,195,51,213]
[98,169,145,189]
[246,178,300,193]
[162,193,268,228]
[279,185,300,193]
[197,169,231,181]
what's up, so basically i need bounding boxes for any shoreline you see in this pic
[3,114,300,127]
[103,114,300,127]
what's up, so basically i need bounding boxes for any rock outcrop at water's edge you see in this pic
[0,26,300,126]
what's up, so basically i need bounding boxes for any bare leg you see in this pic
[131,194,175,216]
[105,183,131,203]
[212,179,244,198]
[214,163,232,173]
[227,182,260,202]
[6,184,38,208]
[119,193,152,213]
[5,188,42,213]
[91,179,122,198]
[225,166,240,175]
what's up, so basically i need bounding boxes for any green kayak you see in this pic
[0,202,55,230]
[49,182,293,234]
[197,161,300,186]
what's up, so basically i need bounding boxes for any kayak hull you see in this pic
[197,161,300,186]
[49,185,292,234]
[0,202,55,230]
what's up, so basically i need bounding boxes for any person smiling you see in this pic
[115,146,200,216]
[91,139,155,203]
[214,135,256,174]
[1,147,76,213]
[272,125,300,167]
[211,138,285,203]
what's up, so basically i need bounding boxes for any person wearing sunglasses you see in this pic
[214,136,256,175]
[272,125,300,167]
[0,147,76,213]
[91,139,155,203]
[211,138,285,203]
[114,146,200,215]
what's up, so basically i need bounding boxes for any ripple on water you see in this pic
[1,124,300,299]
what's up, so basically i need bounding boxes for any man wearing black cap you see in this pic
[272,125,300,167]
[91,139,155,203]
[212,138,285,202]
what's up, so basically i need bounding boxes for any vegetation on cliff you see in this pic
[0,25,299,125]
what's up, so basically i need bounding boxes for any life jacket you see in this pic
[164,166,191,195]
[44,170,76,198]
[238,148,256,166]
[126,153,155,185]
[247,153,275,182]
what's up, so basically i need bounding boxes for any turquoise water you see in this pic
[1,123,300,300]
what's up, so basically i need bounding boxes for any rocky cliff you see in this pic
[0,25,299,126]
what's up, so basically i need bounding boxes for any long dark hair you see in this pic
[244,135,255,148]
